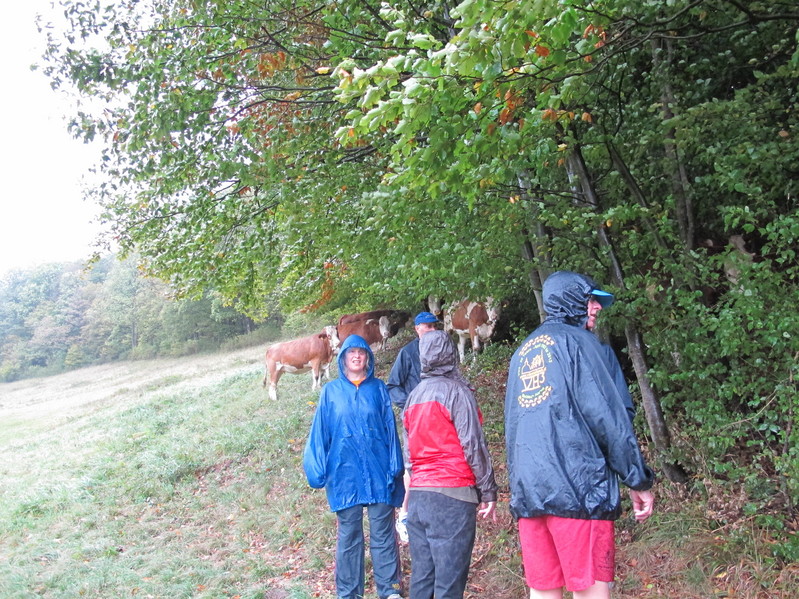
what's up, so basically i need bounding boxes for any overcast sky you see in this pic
[0,1,106,277]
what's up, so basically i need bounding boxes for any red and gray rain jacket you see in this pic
[402,330,497,503]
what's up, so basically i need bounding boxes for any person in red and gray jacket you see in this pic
[402,329,497,599]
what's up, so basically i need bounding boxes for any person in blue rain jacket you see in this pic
[303,334,404,599]
[505,271,654,599]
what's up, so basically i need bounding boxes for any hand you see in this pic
[477,501,496,521]
[629,489,654,522]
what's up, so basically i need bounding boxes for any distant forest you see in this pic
[0,256,280,382]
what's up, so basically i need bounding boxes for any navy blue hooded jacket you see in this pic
[386,337,421,409]
[303,334,405,512]
[504,271,654,521]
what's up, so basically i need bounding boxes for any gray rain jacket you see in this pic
[504,271,654,520]
[403,330,498,503]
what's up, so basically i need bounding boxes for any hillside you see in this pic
[1,332,796,598]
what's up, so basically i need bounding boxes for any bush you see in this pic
[220,323,282,351]
[281,312,337,338]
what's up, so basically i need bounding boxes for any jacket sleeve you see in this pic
[386,348,411,409]
[380,382,405,480]
[302,390,330,489]
[575,343,654,491]
[450,386,498,503]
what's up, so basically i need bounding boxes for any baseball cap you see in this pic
[414,311,439,325]
[590,288,614,308]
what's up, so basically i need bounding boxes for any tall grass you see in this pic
[0,353,335,599]
[2,336,797,599]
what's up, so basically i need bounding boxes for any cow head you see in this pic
[388,310,411,335]
[485,297,502,326]
[426,295,444,319]
[323,325,341,353]
[474,297,501,342]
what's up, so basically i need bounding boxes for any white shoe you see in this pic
[395,511,409,544]
[386,594,403,599]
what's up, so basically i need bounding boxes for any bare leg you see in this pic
[574,581,611,599]
[530,588,562,599]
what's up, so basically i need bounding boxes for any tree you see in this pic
[0,257,264,379]
[39,1,799,501]
[0,264,74,376]
[324,0,799,486]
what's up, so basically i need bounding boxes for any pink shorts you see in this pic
[518,515,615,592]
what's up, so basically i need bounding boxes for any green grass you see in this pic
[0,348,334,599]
[1,336,796,599]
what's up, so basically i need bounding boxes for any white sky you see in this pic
[0,1,106,277]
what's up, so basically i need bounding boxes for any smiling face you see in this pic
[344,347,368,379]
[586,298,603,330]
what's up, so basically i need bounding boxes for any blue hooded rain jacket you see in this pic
[505,271,654,521]
[303,334,405,512]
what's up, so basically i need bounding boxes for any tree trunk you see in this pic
[520,235,546,322]
[517,170,551,322]
[566,146,688,483]
[624,323,688,483]
[606,142,668,252]
[651,36,695,251]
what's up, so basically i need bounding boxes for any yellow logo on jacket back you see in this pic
[516,334,555,408]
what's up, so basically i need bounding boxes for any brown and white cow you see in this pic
[444,298,501,362]
[262,325,340,401]
[337,310,410,351]
[425,295,445,319]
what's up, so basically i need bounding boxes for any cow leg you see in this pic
[472,333,482,358]
[263,358,273,388]
[269,369,283,401]
[264,360,275,391]
[311,362,322,391]
[457,334,468,363]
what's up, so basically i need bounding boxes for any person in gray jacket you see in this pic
[403,329,497,599]
[386,310,440,542]
[505,271,654,599]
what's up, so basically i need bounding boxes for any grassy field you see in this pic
[1,332,796,598]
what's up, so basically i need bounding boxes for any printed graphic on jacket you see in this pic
[515,334,555,408]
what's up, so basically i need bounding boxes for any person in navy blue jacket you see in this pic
[505,271,655,599]
[386,310,440,542]
[303,334,404,599]
[387,311,440,410]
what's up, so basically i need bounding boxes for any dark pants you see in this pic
[406,490,477,599]
[335,503,402,599]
